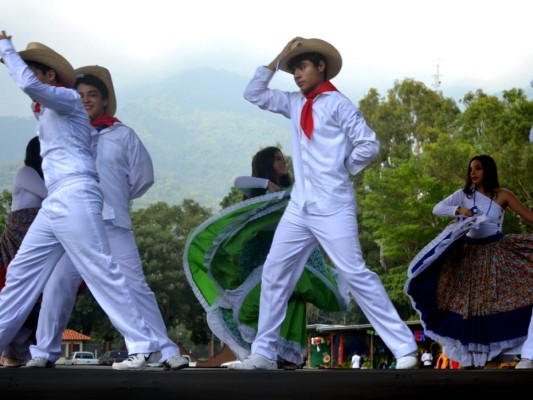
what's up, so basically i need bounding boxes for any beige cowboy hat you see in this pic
[278,38,342,80]
[75,65,116,117]
[17,42,76,88]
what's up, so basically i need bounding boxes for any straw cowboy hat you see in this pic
[75,65,116,117]
[17,42,76,88]
[278,38,342,80]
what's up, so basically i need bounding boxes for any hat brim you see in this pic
[278,38,342,81]
[75,65,117,117]
[18,44,75,88]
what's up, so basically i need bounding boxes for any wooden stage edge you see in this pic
[1,366,531,399]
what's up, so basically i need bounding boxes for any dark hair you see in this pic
[463,154,499,198]
[25,136,43,180]
[287,52,327,79]
[27,61,61,84]
[248,146,293,199]
[75,74,109,100]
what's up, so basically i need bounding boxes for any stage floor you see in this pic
[1,365,530,399]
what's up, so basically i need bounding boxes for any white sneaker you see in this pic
[26,357,55,368]
[396,354,419,369]
[163,355,189,370]
[228,354,277,370]
[515,358,533,369]
[112,353,150,371]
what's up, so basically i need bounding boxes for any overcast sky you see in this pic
[1,0,532,117]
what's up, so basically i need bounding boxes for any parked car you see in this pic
[98,350,129,366]
[65,351,99,366]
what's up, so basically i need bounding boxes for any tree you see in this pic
[219,186,243,209]
[132,200,213,345]
[460,89,533,233]
[359,79,461,164]
[352,78,533,321]
[0,189,12,231]
[361,158,442,270]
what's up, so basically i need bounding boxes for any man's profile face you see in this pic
[292,59,326,94]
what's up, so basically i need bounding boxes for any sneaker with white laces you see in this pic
[227,354,277,370]
[112,353,150,371]
[163,355,189,371]
[515,358,533,369]
[396,353,419,369]
[26,357,55,368]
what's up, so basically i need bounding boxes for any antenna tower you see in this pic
[432,63,442,90]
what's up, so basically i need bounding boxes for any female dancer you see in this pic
[405,154,533,368]
[0,137,46,367]
[234,146,292,199]
[184,146,348,368]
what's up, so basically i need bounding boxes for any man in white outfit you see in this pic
[230,37,419,370]
[0,32,159,369]
[26,65,189,371]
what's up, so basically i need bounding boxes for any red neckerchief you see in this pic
[91,114,121,131]
[300,81,338,139]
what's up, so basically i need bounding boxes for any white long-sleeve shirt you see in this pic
[433,189,504,238]
[0,39,97,193]
[244,66,380,215]
[233,176,269,198]
[93,123,154,229]
[11,165,47,211]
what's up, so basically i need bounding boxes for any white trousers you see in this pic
[0,178,158,354]
[251,201,417,360]
[31,222,180,362]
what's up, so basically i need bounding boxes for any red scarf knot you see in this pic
[300,81,338,139]
[91,114,121,130]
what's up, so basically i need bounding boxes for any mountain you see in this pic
[0,67,292,211]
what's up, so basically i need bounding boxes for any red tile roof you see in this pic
[61,329,91,341]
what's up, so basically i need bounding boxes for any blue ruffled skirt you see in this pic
[405,216,533,367]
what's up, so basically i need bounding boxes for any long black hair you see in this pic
[462,154,499,198]
[25,136,43,180]
[248,146,292,199]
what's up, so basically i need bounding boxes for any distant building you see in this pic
[61,328,91,359]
